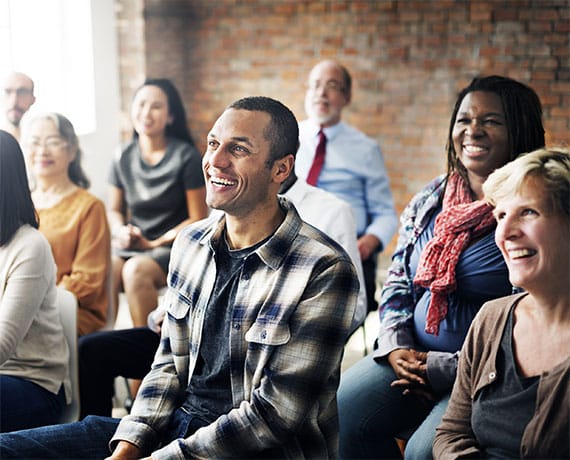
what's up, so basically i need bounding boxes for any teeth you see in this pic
[510,248,536,259]
[211,177,237,186]
[464,145,487,153]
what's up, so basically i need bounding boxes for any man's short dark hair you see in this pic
[228,96,299,166]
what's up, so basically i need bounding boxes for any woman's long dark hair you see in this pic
[446,75,545,184]
[0,130,38,246]
[131,78,195,148]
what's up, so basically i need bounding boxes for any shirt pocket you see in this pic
[245,321,291,346]
[166,290,192,320]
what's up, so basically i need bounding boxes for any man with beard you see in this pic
[1,72,36,141]
[296,60,397,315]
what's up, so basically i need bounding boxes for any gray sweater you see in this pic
[0,225,70,402]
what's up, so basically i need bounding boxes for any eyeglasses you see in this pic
[3,88,33,98]
[27,138,67,150]
[306,80,345,93]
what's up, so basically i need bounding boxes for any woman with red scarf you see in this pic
[338,76,546,459]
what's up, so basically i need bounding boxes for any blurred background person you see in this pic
[296,60,398,316]
[0,130,70,432]
[1,72,35,142]
[434,147,569,459]
[23,112,110,336]
[108,78,208,327]
[337,75,545,459]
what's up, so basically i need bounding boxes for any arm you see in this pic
[108,185,135,250]
[374,176,445,358]
[433,329,482,458]
[111,241,359,458]
[362,143,398,253]
[0,232,51,364]
[59,199,110,321]
[162,257,359,458]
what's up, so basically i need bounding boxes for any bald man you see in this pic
[296,59,397,313]
[1,72,36,141]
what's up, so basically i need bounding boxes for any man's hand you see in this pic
[105,441,143,460]
[357,233,380,261]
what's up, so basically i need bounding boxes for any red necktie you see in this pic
[306,129,326,186]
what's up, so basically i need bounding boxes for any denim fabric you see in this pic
[0,375,65,433]
[0,409,207,459]
[0,416,120,458]
[338,354,448,459]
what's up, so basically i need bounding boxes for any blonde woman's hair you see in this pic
[483,147,570,219]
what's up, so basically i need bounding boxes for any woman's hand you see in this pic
[387,349,435,403]
[114,224,141,250]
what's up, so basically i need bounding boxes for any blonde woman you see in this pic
[434,148,570,459]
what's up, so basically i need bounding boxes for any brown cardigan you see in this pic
[433,292,570,459]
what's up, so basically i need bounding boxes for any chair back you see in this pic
[57,287,80,423]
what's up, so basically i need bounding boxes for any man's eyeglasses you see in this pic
[27,138,67,150]
[306,80,345,93]
[3,88,34,98]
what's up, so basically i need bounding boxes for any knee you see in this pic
[121,257,151,288]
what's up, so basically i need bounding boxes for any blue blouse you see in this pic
[411,207,512,353]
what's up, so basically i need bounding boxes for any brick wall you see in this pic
[116,0,569,252]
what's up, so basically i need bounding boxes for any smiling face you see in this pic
[130,85,172,138]
[25,117,74,182]
[304,60,350,127]
[203,108,288,219]
[493,176,570,294]
[452,91,510,195]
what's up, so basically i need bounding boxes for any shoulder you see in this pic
[168,138,201,158]
[7,225,53,260]
[176,213,220,246]
[408,174,446,207]
[280,199,353,266]
[64,189,107,217]
[473,293,525,330]
[336,121,378,147]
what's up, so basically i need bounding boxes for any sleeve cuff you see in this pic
[426,351,459,393]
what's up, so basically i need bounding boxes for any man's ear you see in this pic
[274,154,295,184]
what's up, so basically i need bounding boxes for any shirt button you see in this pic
[233,323,240,330]
[261,330,267,339]
[489,372,496,380]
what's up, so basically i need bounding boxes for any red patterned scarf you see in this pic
[414,172,495,335]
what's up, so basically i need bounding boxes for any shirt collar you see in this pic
[199,197,303,271]
[305,118,344,141]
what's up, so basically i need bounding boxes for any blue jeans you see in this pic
[337,353,450,459]
[0,375,65,433]
[0,409,208,458]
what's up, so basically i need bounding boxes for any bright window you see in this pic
[0,0,96,134]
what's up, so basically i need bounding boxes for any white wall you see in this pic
[79,0,120,203]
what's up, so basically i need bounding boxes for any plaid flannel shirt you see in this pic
[111,197,359,459]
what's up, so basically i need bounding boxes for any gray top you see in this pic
[108,138,205,241]
[0,225,71,402]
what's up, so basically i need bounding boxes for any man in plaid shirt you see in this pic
[0,96,358,459]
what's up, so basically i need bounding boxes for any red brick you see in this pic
[115,0,569,218]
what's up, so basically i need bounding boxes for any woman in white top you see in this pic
[0,130,70,432]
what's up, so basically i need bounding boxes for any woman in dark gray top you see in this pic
[108,78,208,327]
